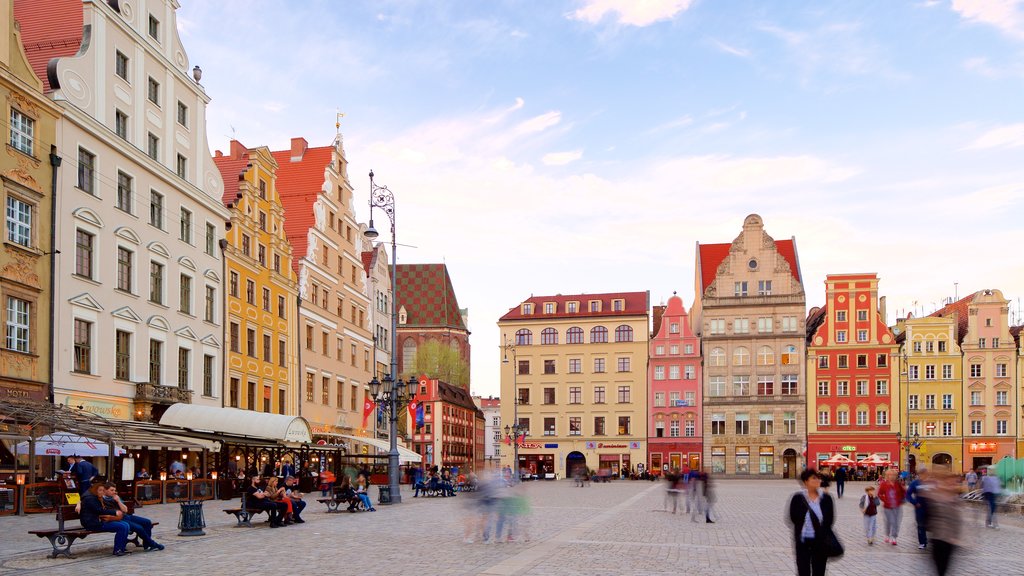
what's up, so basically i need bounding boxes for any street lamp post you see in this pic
[364,170,405,503]
[898,345,920,475]
[368,373,417,503]
[501,338,527,482]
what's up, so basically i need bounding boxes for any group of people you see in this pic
[462,472,531,544]
[662,468,716,523]
[77,481,163,556]
[413,466,461,497]
[243,475,309,527]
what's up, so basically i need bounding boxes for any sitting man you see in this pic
[440,469,456,497]
[77,484,132,556]
[244,476,286,528]
[283,476,306,523]
[101,482,163,551]
[414,470,434,497]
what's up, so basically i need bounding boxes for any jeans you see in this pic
[96,520,131,552]
[863,514,877,540]
[883,507,902,539]
[291,498,306,519]
[914,505,927,546]
[122,514,156,547]
[357,493,373,509]
[795,538,828,576]
[835,481,844,499]
[983,492,997,526]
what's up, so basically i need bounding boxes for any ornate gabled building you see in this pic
[409,376,485,471]
[693,215,806,478]
[273,134,373,437]
[214,140,298,415]
[17,0,229,420]
[361,242,391,381]
[0,0,61,404]
[395,263,470,388]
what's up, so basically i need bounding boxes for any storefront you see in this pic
[649,441,702,474]
[60,394,132,421]
[965,440,1014,472]
[809,435,898,470]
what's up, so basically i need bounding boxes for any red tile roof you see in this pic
[14,0,84,93]
[271,143,335,274]
[361,250,374,277]
[1011,325,1022,348]
[212,142,251,206]
[928,292,977,344]
[697,239,800,294]
[396,264,467,331]
[499,291,649,321]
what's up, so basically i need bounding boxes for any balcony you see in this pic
[136,382,193,405]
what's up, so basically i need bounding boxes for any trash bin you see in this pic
[377,485,392,505]
[178,499,206,536]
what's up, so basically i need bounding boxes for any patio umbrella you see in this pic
[858,454,891,466]
[822,454,855,466]
[15,433,125,457]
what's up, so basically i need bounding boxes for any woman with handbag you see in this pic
[788,469,842,576]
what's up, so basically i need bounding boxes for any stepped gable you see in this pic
[213,141,251,206]
[271,139,334,274]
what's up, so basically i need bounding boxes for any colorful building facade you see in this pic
[498,292,649,478]
[408,376,485,471]
[214,140,298,415]
[395,263,470,388]
[18,0,228,420]
[0,0,60,404]
[806,274,901,468]
[274,135,374,437]
[647,293,702,474]
[693,215,807,478]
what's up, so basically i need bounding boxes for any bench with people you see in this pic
[28,481,163,558]
[224,475,305,527]
[315,473,375,512]
[413,468,456,498]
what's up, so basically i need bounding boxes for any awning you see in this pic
[339,434,421,464]
[160,404,312,444]
[117,421,220,451]
[16,433,126,457]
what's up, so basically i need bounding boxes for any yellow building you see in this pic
[0,0,60,404]
[897,316,963,472]
[1016,325,1023,459]
[498,292,649,478]
[215,141,298,414]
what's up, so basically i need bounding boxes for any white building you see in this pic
[18,0,228,420]
[474,396,501,469]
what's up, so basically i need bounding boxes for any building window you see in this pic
[113,329,130,380]
[617,386,630,403]
[708,376,725,397]
[970,364,982,378]
[614,325,634,342]
[73,319,92,373]
[757,280,772,295]
[995,363,1007,378]
[204,286,216,322]
[818,355,829,369]
[245,280,255,305]
[177,101,189,127]
[177,348,190,390]
[115,50,129,80]
[996,390,1008,405]
[229,322,240,353]
[908,394,919,410]
[837,355,848,368]
[148,14,160,39]
[6,196,32,247]
[784,412,797,435]
[856,410,867,426]
[75,229,94,278]
[540,327,558,345]
[176,154,187,179]
[836,331,847,343]
[733,347,750,365]
[876,380,888,395]
[735,413,749,435]
[9,109,34,154]
[147,132,159,160]
[566,326,583,344]
[757,317,773,333]
[115,110,128,139]
[543,359,555,374]
[616,357,630,372]
[734,319,750,333]
[179,274,192,314]
[246,328,256,358]
[322,376,330,405]
[708,319,725,334]
[568,386,581,404]
[759,414,774,435]
[203,355,214,397]
[116,247,133,292]
[5,297,30,353]
[147,77,160,105]
[593,386,605,404]
[150,191,164,228]
[876,410,888,425]
[734,281,747,297]
[590,325,608,343]
[149,261,164,304]
[996,420,1007,435]
[970,420,982,435]
[617,416,630,435]
[148,339,162,384]
[818,410,830,426]
[180,208,192,243]
[257,245,266,267]
[711,413,725,435]
[757,377,774,396]
[229,378,239,407]
[593,357,605,373]
[514,329,532,346]
[568,358,581,373]
[279,340,287,367]
[733,376,750,396]
[781,375,797,395]
[77,148,95,193]
[836,411,849,425]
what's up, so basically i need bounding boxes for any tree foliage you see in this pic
[408,339,469,387]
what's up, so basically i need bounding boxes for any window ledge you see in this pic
[3,241,44,257]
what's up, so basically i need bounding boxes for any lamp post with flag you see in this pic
[501,338,527,482]
[368,373,418,503]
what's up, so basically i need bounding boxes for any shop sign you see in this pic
[629,441,641,449]
[63,395,129,420]
[520,442,544,449]
[672,399,692,407]
[544,443,558,448]
[596,443,628,449]
[969,442,997,453]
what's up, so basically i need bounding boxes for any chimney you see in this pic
[290,137,308,161]
[214,150,223,158]
[879,296,887,324]
[229,139,246,159]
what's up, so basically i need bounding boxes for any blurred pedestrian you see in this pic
[788,469,837,576]
[926,471,962,576]
[981,471,1000,528]
[906,467,930,549]
[703,470,716,524]
[878,469,906,546]
[858,486,880,545]
[689,468,705,522]
[964,468,978,492]
[834,466,847,499]
[665,469,683,514]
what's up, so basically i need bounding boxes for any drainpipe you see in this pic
[295,294,302,418]
[219,239,228,409]
[47,146,62,405]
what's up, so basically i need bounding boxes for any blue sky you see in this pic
[178,0,1024,397]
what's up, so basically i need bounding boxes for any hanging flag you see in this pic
[416,403,425,428]
[377,403,386,427]
[361,398,376,428]
[407,398,418,423]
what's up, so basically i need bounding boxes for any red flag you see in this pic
[407,398,417,421]
[361,398,375,428]
[504,435,511,446]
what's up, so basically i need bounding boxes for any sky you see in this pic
[177,0,1024,399]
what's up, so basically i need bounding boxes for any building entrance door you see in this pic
[972,456,992,470]
[669,453,682,470]
[566,451,586,477]
[782,449,798,479]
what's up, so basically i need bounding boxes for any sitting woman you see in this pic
[77,484,133,556]
[414,471,434,497]
[335,475,359,512]
[265,477,293,524]
[354,474,376,512]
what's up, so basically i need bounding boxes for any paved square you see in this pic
[0,479,1019,575]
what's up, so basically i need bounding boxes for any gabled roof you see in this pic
[499,291,648,321]
[928,292,976,344]
[396,264,467,331]
[361,250,374,277]
[213,141,251,206]
[14,0,83,93]
[436,379,483,416]
[1011,325,1022,348]
[696,239,800,294]
[271,142,335,274]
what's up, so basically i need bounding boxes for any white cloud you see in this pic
[515,111,562,134]
[966,123,1024,149]
[569,0,694,27]
[542,150,584,165]
[951,0,1024,40]
[711,39,751,57]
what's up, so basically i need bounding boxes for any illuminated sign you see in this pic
[968,442,997,453]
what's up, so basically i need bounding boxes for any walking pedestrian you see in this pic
[859,486,880,545]
[964,468,978,492]
[906,467,930,549]
[926,470,963,576]
[878,469,906,546]
[788,469,837,576]
[980,470,1001,528]
[703,470,716,523]
[834,466,847,499]
[689,468,705,523]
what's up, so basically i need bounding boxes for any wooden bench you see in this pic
[223,495,274,527]
[318,487,364,512]
[28,504,158,559]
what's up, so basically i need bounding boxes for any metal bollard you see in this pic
[178,499,206,536]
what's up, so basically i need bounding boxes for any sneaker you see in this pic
[113,550,132,556]
[918,544,926,549]
[144,543,165,551]
[293,518,305,524]
[868,539,874,546]
[891,539,898,546]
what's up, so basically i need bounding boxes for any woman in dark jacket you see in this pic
[78,484,132,556]
[788,469,836,576]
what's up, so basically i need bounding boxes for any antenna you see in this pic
[336,110,345,134]
[954,282,958,302]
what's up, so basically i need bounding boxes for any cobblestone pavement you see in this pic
[1,480,1020,575]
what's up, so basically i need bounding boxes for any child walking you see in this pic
[860,486,881,545]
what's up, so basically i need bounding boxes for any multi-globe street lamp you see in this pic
[501,339,528,482]
[367,373,418,503]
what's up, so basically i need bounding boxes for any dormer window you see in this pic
[612,299,624,312]
[522,303,533,315]
[567,301,578,313]
[544,302,555,314]
[589,300,601,313]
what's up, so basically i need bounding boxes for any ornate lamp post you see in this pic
[501,338,527,482]
[364,170,408,503]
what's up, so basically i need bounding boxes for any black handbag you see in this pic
[805,496,844,558]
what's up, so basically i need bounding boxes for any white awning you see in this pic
[339,434,422,463]
[160,404,312,444]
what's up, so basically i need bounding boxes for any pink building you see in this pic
[648,294,703,474]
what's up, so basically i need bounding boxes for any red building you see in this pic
[408,376,485,472]
[395,264,471,388]
[806,274,901,467]
[648,294,703,474]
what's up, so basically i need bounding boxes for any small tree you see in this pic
[409,340,469,388]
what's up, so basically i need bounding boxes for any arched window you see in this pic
[541,327,558,345]
[709,347,725,367]
[614,325,634,342]
[566,327,584,344]
[733,346,750,366]
[757,346,775,366]
[402,338,417,373]
[590,326,608,343]
[515,329,532,346]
